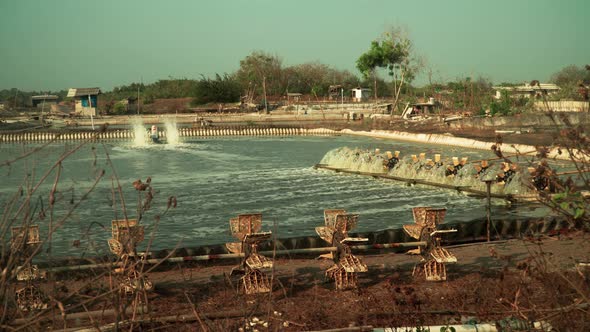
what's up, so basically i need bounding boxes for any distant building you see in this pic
[31,95,58,109]
[67,87,101,116]
[328,85,343,100]
[492,83,560,99]
[351,88,371,102]
[286,93,302,105]
[118,97,138,113]
[0,101,5,111]
[401,98,438,120]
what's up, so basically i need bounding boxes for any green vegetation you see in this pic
[489,90,513,116]
[550,64,590,100]
[0,88,67,109]
[284,61,360,97]
[236,51,283,97]
[191,74,241,105]
[357,27,421,113]
[104,79,197,106]
[356,41,384,98]
[113,102,127,115]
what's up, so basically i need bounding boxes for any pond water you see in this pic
[0,134,548,258]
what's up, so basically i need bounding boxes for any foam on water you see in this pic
[163,118,180,145]
[321,147,537,196]
[131,118,149,147]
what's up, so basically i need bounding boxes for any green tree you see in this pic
[489,90,512,116]
[284,63,360,97]
[443,76,493,112]
[550,64,590,86]
[356,41,384,98]
[356,26,420,114]
[192,74,241,105]
[236,51,284,100]
[113,102,127,115]
[382,27,422,114]
[550,65,590,101]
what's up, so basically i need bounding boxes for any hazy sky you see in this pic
[1,0,588,91]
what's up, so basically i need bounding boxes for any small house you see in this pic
[31,95,58,109]
[351,88,371,102]
[67,87,101,116]
[286,92,302,105]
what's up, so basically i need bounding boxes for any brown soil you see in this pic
[10,232,590,331]
[142,98,194,114]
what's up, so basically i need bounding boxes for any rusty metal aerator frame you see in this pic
[403,207,457,281]
[107,219,153,299]
[11,225,47,311]
[15,207,458,312]
[220,208,457,292]
[316,210,368,289]
[313,207,458,289]
[226,213,274,294]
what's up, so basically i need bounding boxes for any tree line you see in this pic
[1,28,588,115]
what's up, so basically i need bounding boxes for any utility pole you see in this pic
[88,94,95,130]
[13,89,18,109]
[262,76,268,114]
[40,97,45,126]
[137,77,142,115]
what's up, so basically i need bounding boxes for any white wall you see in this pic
[534,100,589,112]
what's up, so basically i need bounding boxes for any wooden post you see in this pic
[40,97,45,126]
[88,94,95,130]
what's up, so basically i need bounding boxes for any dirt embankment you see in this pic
[14,232,590,331]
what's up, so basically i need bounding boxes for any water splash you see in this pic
[131,118,149,147]
[320,147,536,196]
[163,119,180,145]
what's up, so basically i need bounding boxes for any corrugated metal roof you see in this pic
[31,95,58,100]
[67,88,101,97]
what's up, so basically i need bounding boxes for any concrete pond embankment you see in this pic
[342,129,579,161]
[0,124,581,161]
[448,112,590,131]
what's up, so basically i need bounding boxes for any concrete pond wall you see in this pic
[449,112,590,131]
[342,129,579,161]
[1,125,582,161]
